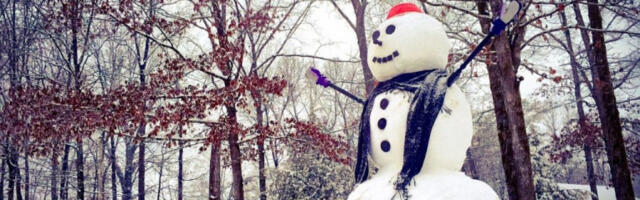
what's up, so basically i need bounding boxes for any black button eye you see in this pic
[372,30,380,40]
[385,25,395,34]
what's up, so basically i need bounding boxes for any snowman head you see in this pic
[367,3,450,82]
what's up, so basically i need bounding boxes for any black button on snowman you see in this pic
[348,3,501,200]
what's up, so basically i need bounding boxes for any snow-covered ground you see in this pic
[558,183,640,200]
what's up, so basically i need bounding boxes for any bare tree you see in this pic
[556,6,599,199]
[330,0,375,94]
[474,1,534,199]
[584,0,635,199]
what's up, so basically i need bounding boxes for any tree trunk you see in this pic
[331,0,374,93]
[572,2,595,70]
[136,0,152,195]
[257,139,266,200]
[51,156,58,200]
[95,131,107,200]
[121,141,136,200]
[110,136,117,200]
[178,126,184,200]
[585,1,635,199]
[97,132,106,200]
[136,30,150,200]
[13,149,22,200]
[208,141,221,200]
[69,0,83,197]
[1,155,5,200]
[486,58,521,200]
[60,144,69,200]
[6,2,17,197]
[558,8,599,199]
[137,134,145,200]
[476,1,534,200]
[156,148,164,200]
[77,140,85,200]
[270,140,279,168]
[8,145,23,200]
[493,19,535,200]
[5,145,13,200]
[463,150,479,179]
[208,1,239,200]
[136,37,149,200]
[23,149,28,200]
[22,123,30,200]
[227,106,244,200]
[584,145,598,199]
[178,128,184,200]
[351,0,374,94]
[256,102,267,200]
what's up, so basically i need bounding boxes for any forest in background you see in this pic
[0,0,638,199]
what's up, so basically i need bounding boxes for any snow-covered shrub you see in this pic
[531,132,594,200]
[268,148,353,200]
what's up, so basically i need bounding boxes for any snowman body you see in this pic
[348,3,498,200]
[367,85,471,176]
[348,85,498,200]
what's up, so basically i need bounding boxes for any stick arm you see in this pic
[306,67,366,105]
[446,1,522,87]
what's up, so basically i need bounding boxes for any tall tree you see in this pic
[557,6,599,199]
[584,0,635,199]
[474,1,534,199]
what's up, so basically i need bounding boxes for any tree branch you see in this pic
[329,0,356,32]
[265,54,360,64]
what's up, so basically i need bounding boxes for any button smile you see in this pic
[372,50,399,64]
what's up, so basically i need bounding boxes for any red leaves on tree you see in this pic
[470,43,477,51]
[549,117,602,163]
[3,0,348,171]
[557,4,566,12]
[1,84,148,156]
[282,119,351,165]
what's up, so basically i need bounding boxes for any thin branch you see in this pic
[329,0,356,31]
[576,25,640,37]
[522,25,573,49]
[422,1,492,20]
[265,54,360,64]
[109,14,185,59]
[614,57,640,89]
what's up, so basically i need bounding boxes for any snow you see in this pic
[349,172,498,200]
[557,183,640,200]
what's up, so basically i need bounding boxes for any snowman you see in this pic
[347,3,515,200]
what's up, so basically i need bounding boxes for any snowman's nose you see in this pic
[372,30,382,46]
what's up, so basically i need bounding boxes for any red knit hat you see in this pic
[386,3,422,19]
